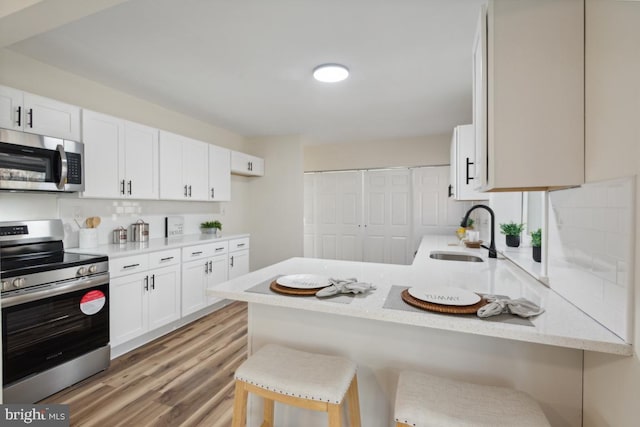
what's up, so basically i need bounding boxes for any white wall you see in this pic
[582,1,640,425]
[303,134,450,172]
[245,135,304,270]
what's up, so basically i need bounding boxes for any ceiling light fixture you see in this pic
[313,63,349,83]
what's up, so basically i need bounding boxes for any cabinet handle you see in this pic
[27,108,33,128]
[123,263,140,269]
[121,179,126,195]
[160,256,174,262]
[215,247,224,252]
[448,184,453,198]
[237,243,245,248]
[128,180,132,195]
[204,262,209,273]
[191,251,203,256]
[184,185,188,197]
[465,157,474,185]
[230,255,234,267]
[144,275,149,291]
[208,260,213,273]
[211,188,214,199]
[16,106,21,127]
[188,185,192,197]
[151,274,155,290]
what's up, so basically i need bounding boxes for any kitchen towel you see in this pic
[315,278,376,298]
[477,296,544,318]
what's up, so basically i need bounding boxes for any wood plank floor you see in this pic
[42,301,248,427]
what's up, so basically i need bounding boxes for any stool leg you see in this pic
[232,380,248,427]
[262,397,274,427]
[346,375,362,427]
[327,403,343,427]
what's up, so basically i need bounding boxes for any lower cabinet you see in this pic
[181,241,229,316]
[110,249,181,347]
[228,238,250,279]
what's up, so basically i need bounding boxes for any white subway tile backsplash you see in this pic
[548,176,634,342]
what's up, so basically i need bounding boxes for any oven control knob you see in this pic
[12,278,25,288]
[77,267,87,276]
[88,265,98,274]
[2,281,9,291]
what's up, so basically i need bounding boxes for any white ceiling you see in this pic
[8,0,486,144]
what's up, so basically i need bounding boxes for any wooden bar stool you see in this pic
[394,371,550,427]
[232,344,361,427]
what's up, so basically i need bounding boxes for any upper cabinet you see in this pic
[231,151,264,177]
[159,131,209,201]
[208,144,231,201]
[82,110,159,199]
[473,0,584,192]
[0,85,80,141]
[450,124,488,201]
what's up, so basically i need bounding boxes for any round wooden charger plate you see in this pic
[401,288,487,314]
[269,281,326,296]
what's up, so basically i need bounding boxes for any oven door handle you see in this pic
[1,273,109,308]
[56,144,68,190]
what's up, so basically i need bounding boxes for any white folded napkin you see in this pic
[315,277,376,297]
[477,296,544,318]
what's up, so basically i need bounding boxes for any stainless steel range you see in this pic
[1,219,110,403]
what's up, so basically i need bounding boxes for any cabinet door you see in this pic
[228,250,249,279]
[0,85,23,131]
[81,110,124,199]
[208,144,231,201]
[231,151,249,174]
[159,131,186,200]
[455,124,488,201]
[207,254,229,305]
[110,272,148,347]
[472,5,487,190]
[449,130,457,199]
[22,92,80,140]
[182,137,209,201]
[148,265,181,330]
[181,259,208,316]
[123,121,159,199]
[248,155,264,176]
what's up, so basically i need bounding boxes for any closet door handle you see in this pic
[27,108,33,128]
[16,106,21,127]
[465,157,474,185]
[448,184,453,198]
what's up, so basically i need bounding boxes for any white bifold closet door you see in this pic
[304,169,412,265]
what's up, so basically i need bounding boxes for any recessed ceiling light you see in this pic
[313,64,349,83]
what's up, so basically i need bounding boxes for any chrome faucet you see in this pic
[461,204,497,258]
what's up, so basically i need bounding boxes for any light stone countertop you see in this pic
[208,235,632,356]
[68,233,250,258]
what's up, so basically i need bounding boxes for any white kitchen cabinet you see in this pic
[231,151,264,177]
[181,241,229,316]
[159,131,209,201]
[450,124,488,201]
[82,110,159,199]
[228,238,250,279]
[208,144,231,201]
[0,85,80,140]
[109,249,181,347]
[473,0,584,191]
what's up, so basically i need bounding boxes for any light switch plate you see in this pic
[165,216,184,237]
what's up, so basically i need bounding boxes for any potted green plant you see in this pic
[499,222,524,247]
[531,228,542,263]
[200,220,222,237]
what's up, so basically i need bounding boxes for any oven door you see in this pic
[2,274,109,386]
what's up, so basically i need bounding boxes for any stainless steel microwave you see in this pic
[0,128,84,192]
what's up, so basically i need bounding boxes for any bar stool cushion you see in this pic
[235,344,357,404]
[395,371,550,427]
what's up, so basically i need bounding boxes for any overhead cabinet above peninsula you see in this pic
[473,0,584,191]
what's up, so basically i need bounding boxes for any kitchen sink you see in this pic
[429,251,484,262]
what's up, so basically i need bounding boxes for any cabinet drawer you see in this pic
[229,238,249,252]
[182,243,215,260]
[210,241,228,255]
[110,254,149,278]
[149,248,181,267]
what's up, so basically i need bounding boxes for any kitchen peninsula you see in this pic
[208,235,630,426]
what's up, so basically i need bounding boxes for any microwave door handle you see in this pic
[56,144,68,190]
